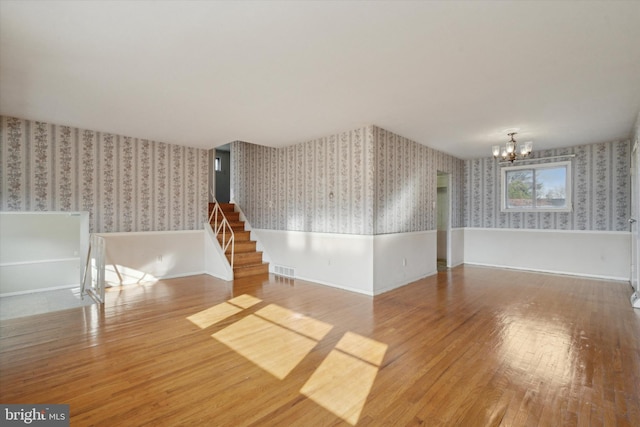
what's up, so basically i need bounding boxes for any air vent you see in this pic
[274,265,295,279]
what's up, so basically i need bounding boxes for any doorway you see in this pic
[631,140,639,293]
[436,172,450,272]
[214,144,231,203]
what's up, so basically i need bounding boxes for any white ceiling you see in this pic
[1,1,639,159]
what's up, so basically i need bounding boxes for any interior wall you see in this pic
[373,127,465,233]
[633,112,640,147]
[631,112,640,290]
[231,125,465,235]
[463,139,632,279]
[232,127,376,234]
[464,228,630,280]
[449,228,464,267]
[0,212,87,295]
[231,125,465,292]
[373,231,437,295]
[251,228,439,296]
[97,231,204,284]
[253,229,375,295]
[464,139,631,231]
[0,115,209,232]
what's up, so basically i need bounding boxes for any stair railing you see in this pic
[81,234,106,304]
[209,196,235,269]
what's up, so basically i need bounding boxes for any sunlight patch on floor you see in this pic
[335,331,388,366]
[187,294,262,329]
[300,332,388,425]
[212,314,319,380]
[187,302,243,329]
[255,304,333,341]
[188,295,387,425]
[229,294,262,309]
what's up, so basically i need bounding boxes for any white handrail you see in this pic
[209,197,235,269]
[82,234,105,304]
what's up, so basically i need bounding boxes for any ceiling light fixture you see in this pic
[492,132,532,162]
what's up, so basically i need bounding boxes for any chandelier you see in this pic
[492,132,532,162]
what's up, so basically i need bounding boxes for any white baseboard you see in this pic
[465,262,629,282]
[294,275,375,296]
[0,283,79,298]
[464,228,631,281]
[373,270,437,295]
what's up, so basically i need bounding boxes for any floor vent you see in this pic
[274,265,295,279]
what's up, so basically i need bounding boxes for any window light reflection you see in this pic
[186,296,388,425]
[255,304,333,341]
[187,294,261,329]
[212,314,319,380]
[301,332,388,425]
[105,264,158,286]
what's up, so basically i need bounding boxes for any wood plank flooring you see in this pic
[1,266,639,426]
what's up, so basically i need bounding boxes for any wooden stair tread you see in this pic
[229,241,256,253]
[227,252,263,266]
[217,231,251,241]
[233,262,270,279]
[224,212,240,221]
[209,201,269,279]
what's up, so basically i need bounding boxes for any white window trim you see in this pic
[500,160,572,213]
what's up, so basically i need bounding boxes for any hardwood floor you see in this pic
[1,266,639,426]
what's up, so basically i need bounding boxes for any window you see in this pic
[501,161,572,212]
[215,157,222,172]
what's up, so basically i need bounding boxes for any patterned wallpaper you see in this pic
[232,127,375,234]
[464,140,630,231]
[231,126,464,235]
[0,116,209,233]
[373,127,464,233]
[634,112,640,148]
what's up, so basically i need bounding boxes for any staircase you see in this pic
[209,202,269,279]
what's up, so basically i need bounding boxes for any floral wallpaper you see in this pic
[9,112,624,236]
[231,125,465,235]
[373,127,464,233]
[0,116,209,233]
[464,140,630,231]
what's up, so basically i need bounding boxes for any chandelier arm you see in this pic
[492,131,533,162]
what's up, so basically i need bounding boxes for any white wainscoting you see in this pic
[97,230,205,285]
[373,231,437,295]
[0,259,81,296]
[253,229,439,296]
[464,228,631,280]
[253,229,375,295]
[0,212,88,296]
[449,228,465,268]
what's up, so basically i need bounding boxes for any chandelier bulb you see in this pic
[491,131,533,162]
